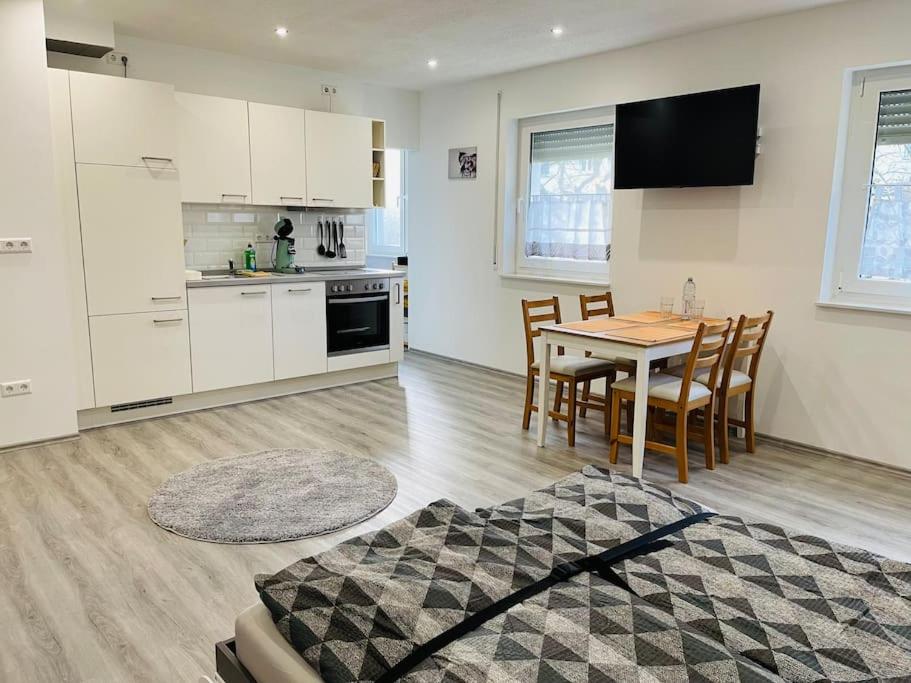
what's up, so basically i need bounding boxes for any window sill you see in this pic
[499,271,611,288]
[816,298,911,316]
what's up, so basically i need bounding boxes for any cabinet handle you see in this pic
[281,196,304,202]
[287,288,312,293]
[311,197,334,202]
[141,156,173,163]
[151,296,183,301]
[153,317,183,324]
[222,193,248,200]
[337,326,371,335]
[240,291,267,296]
[395,282,401,305]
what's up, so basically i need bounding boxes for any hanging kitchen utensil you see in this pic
[325,219,336,258]
[317,218,326,256]
[338,219,347,259]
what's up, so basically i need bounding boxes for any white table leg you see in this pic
[630,351,650,478]
[536,331,551,447]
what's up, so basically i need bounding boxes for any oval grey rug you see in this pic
[148,448,397,544]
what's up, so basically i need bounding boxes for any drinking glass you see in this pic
[659,297,674,319]
[691,299,706,321]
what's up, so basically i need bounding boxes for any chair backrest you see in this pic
[721,311,774,390]
[520,297,564,368]
[675,319,732,406]
[579,292,615,320]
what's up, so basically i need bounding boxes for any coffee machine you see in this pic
[273,217,304,273]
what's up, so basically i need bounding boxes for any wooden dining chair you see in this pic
[578,292,664,422]
[608,319,732,483]
[521,297,617,446]
[716,311,774,463]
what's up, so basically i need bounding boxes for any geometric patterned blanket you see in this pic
[256,466,911,682]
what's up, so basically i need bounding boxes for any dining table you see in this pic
[536,310,728,478]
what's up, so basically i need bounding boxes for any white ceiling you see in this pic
[47,0,847,90]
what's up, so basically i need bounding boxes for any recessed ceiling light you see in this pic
[275,26,289,38]
[427,58,438,69]
[551,26,564,36]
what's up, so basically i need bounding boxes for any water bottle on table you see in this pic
[682,277,696,319]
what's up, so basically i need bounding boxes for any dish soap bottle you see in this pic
[682,277,696,319]
[243,243,257,271]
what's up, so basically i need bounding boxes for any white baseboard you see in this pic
[77,363,398,429]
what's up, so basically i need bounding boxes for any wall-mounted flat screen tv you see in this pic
[614,84,760,189]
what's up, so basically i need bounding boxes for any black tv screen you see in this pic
[614,84,760,189]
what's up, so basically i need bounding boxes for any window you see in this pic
[824,65,911,310]
[368,149,407,257]
[516,111,614,280]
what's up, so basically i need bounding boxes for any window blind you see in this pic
[876,89,911,145]
[531,124,614,163]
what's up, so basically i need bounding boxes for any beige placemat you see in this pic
[604,324,696,345]
[614,310,682,324]
[558,318,639,334]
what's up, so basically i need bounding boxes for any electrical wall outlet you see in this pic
[1,380,31,397]
[321,84,337,96]
[106,50,129,65]
[0,238,32,253]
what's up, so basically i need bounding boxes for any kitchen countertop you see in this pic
[185,268,405,288]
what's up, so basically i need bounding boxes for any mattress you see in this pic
[252,466,911,682]
[235,603,323,683]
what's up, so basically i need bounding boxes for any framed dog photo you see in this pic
[448,146,477,179]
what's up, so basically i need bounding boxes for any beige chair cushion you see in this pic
[666,365,751,390]
[531,356,614,377]
[612,372,712,403]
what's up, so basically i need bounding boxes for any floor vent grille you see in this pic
[111,397,173,413]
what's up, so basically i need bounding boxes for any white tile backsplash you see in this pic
[183,205,367,270]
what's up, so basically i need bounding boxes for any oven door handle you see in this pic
[327,295,388,304]
[336,326,372,335]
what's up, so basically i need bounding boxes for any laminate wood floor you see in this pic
[1,351,909,682]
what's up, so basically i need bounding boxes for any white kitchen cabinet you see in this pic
[77,164,186,316]
[305,110,372,208]
[176,92,252,204]
[90,312,192,407]
[271,282,327,380]
[389,279,405,363]
[249,102,307,207]
[48,69,95,410]
[189,285,274,392]
[69,71,177,168]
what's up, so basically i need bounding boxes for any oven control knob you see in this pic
[347,285,354,292]
[331,285,338,293]
[364,284,370,291]
[378,282,385,290]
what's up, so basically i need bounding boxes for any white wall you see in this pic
[0,0,78,448]
[410,0,911,470]
[47,35,420,150]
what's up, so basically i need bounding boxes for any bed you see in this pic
[216,466,911,682]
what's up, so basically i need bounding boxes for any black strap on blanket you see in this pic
[377,511,716,683]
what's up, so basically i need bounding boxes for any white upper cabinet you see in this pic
[249,102,307,207]
[272,282,327,380]
[69,72,178,168]
[305,110,373,209]
[176,92,252,204]
[77,164,186,316]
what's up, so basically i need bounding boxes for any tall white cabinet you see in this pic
[62,71,192,408]
[305,110,373,208]
[176,93,252,204]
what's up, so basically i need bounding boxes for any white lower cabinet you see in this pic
[189,286,274,392]
[271,282,327,380]
[90,312,192,407]
[390,279,405,363]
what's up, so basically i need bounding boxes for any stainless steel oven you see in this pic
[326,277,390,356]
